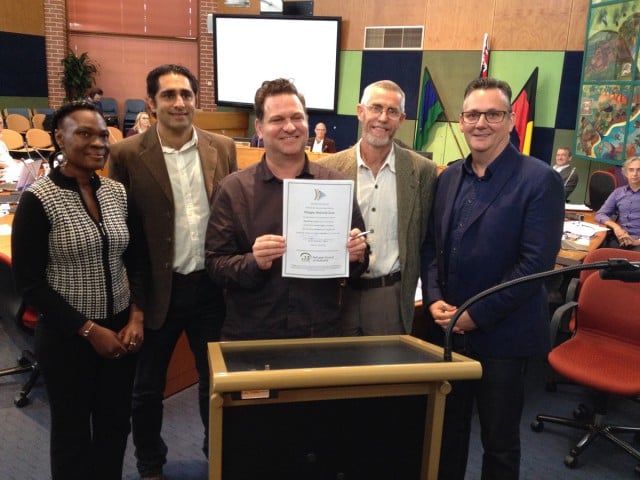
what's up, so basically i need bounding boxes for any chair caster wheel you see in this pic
[14,394,29,408]
[564,454,578,469]
[17,356,31,367]
[530,420,544,432]
[573,403,591,420]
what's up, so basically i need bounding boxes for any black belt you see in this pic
[347,271,401,290]
[173,270,208,283]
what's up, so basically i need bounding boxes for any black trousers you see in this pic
[132,272,225,477]
[437,343,528,480]
[36,309,137,480]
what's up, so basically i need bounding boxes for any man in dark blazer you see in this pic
[307,122,336,153]
[109,64,236,480]
[552,146,579,200]
[320,80,437,336]
[421,77,564,480]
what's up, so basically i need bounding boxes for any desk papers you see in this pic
[282,179,354,279]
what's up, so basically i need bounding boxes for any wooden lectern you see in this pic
[208,335,482,480]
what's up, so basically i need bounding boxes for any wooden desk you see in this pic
[556,210,607,266]
[0,211,194,397]
[193,111,249,138]
[235,145,329,170]
[0,212,12,255]
[208,335,481,480]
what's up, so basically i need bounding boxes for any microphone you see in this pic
[599,258,640,282]
[442,258,640,361]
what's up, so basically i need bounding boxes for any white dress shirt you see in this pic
[160,129,210,274]
[356,140,400,278]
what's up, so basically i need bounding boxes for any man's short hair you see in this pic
[146,64,199,99]
[463,77,513,108]
[623,155,640,171]
[557,146,572,158]
[360,80,406,114]
[254,78,306,121]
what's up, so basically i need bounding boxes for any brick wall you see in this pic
[44,0,67,109]
[199,0,216,111]
[44,0,218,112]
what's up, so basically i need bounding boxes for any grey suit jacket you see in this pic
[109,124,237,330]
[319,143,437,333]
[557,164,579,200]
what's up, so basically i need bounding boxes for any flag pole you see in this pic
[424,65,466,159]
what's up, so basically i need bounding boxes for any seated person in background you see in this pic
[249,132,264,147]
[595,156,640,250]
[552,146,578,200]
[307,122,336,153]
[125,112,151,137]
[85,88,104,114]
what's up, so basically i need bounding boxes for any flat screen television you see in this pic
[212,14,341,112]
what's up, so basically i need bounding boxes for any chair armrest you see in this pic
[550,300,578,347]
[565,277,579,303]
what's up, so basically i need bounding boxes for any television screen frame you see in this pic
[212,14,341,113]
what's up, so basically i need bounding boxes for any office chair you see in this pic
[100,97,119,127]
[3,107,31,121]
[546,248,633,391]
[30,107,54,117]
[107,126,123,143]
[1,128,29,155]
[25,128,54,153]
[122,99,146,133]
[0,252,40,407]
[531,249,640,473]
[31,113,46,130]
[4,113,31,134]
[586,170,617,211]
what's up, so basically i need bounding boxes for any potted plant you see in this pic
[61,50,99,102]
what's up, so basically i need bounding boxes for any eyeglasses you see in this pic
[460,110,510,124]
[364,104,403,119]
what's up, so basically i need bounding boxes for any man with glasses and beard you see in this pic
[320,80,437,337]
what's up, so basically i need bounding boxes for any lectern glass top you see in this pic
[222,340,442,372]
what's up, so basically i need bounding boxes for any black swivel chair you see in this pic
[0,252,40,407]
[585,170,617,211]
[122,99,146,133]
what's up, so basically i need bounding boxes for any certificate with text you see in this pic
[282,179,354,278]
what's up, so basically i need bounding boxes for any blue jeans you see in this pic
[438,346,527,480]
[132,272,225,477]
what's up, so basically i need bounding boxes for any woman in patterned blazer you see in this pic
[12,101,146,480]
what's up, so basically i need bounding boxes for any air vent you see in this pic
[364,26,424,50]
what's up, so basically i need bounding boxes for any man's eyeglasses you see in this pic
[460,110,510,124]
[365,104,403,119]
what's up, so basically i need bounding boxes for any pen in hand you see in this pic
[353,230,372,240]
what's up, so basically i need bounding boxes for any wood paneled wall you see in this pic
[222,0,589,52]
[0,0,45,36]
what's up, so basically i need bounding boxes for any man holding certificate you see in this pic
[205,78,368,340]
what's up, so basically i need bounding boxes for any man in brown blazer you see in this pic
[109,64,236,480]
[307,122,337,153]
[320,80,437,336]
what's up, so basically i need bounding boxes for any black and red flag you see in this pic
[510,67,538,155]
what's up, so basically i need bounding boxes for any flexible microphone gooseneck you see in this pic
[443,258,640,361]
